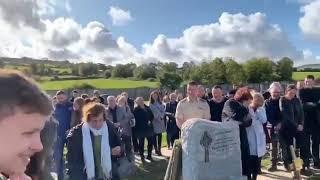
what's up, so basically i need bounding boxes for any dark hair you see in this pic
[213,85,222,90]
[229,89,237,95]
[0,69,53,119]
[286,84,297,92]
[81,94,89,99]
[306,75,315,80]
[234,87,253,102]
[56,90,65,96]
[188,81,199,86]
[149,90,161,104]
[72,90,78,93]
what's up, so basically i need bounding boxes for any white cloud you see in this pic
[299,0,320,42]
[0,0,46,30]
[141,12,302,64]
[81,21,119,51]
[301,49,320,65]
[43,17,81,47]
[108,6,133,26]
[0,0,316,66]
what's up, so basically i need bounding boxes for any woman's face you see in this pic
[88,113,104,130]
[243,99,252,107]
[73,102,80,111]
[136,98,144,106]
[118,98,126,107]
[152,93,158,101]
[286,89,297,99]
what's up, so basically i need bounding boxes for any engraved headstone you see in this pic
[181,118,245,180]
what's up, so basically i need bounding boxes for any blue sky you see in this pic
[0,0,319,65]
[62,0,318,52]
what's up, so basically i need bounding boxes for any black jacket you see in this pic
[208,98,227,122]
[265,98,282,126]
[133,105,154,138]
[298,87,320,132]
[66,121,121,180]
[222,99,252,176]
[279,97,304,136]
[165,101,179,134]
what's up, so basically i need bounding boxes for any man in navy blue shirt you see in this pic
[53,90,73,180]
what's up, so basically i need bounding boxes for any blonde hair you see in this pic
[252,93,264,107]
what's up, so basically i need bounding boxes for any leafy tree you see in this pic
[276,57,294,81]
[30,63,38,75]
[244,58,274,83]
[159,72,183,90]
[0,60,4,68]
[104,70,112,79]
[225,59,247,85]
[133,64,157,80]
[111,64,134,78]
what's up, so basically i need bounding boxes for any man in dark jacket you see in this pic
[265,84,282,171]
[53,90,73,180]
[299,75,320,169]
[279,84,312,176]
[165,93,179,149]
[208,85,227,122]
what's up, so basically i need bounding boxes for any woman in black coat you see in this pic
[222,87,253,179]
[133,97,155,162]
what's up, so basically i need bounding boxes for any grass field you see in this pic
[292,72,320,80]
[40,78,159,90]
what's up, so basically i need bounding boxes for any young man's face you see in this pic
[286,89,297,99]
[88,113,104,130]
[56,94,67,104]
[73,92,78,97]
[0,109,46,175]
[304,78,315,88]
[212,88,223,100]
[187,85,198,98]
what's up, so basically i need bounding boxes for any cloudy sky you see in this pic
[0,0,319,66]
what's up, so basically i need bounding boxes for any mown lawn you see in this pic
[40,78,159,90]
[292,72,320,81]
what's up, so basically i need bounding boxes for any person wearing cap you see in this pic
[93,90,105,104]
[53,90,73,180]
[298,75,320,169]
[279,84,313,176]
[265,82,282,171]
[175,81,210,129]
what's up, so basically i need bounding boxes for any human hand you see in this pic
[112,146,121,156]
[8,174,32,180]
[297,125,303,131]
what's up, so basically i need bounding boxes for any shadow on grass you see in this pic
[123,157,169,180]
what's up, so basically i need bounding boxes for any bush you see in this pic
[72,83,95,90]
[147,78,157,82]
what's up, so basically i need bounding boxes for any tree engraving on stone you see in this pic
[200,131,213,163]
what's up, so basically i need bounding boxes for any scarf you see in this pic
[82,122,112,180]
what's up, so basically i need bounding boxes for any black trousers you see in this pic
[138,136,153,157]
[153,133,162,151]
[121,135,133,159]
[306,131,320,165]
[167,131,179,148]
[247,156,261,180]
[270,127,280,166]
[280,131,310,168]
[132,129,139,152]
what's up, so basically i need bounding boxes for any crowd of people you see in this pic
[0,68,319,180]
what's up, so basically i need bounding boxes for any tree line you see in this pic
[0,57,296,90]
